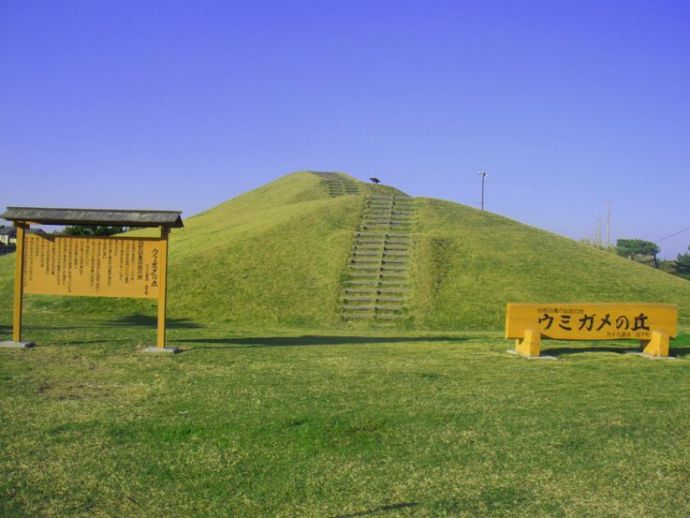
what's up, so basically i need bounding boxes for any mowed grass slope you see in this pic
[1,173,361,328]
[411,198,690,328]
[2,171,690,331]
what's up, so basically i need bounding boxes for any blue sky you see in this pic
[1,0,689,257]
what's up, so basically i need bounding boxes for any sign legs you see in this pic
[1,222,35,349]
[641,331,670,358]
[157,226,169,348]
[142,226,179,354]
[515,328,541,357]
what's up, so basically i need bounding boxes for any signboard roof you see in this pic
[1,207,183,228]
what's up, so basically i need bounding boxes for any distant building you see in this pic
[0,226,47,249]
[0,226,16,246]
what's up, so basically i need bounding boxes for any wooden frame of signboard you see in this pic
[0,207,183,352]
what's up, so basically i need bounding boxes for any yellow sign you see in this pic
[506,303,677,340]
[506,303,678,357]
[23,234,162,299]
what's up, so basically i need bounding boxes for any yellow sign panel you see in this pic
[505,303,677,341]
[23,234,162,299]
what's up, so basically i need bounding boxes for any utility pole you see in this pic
[477,171,487,210]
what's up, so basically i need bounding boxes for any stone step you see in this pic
[342,305,404,312]
[355,232,411,239]
[363,221,412,226]
[343,296,408,304]
[367,201,412,206]
[353,241,385,246]
[348,262,408,270]
[343,288,406,298]
[363,208,413,214]
[350,259,382,265]
[344,284,410,290]
[342,305,377,311]
[345,288,409,294]
[362,221,414,227]
[353,242,392,247]
[345,282,410,289]
[341,314,407,321]
[352,248,383,254]
[342,291,407,303]
[354,235,387,240]
[363,216,411,221]
[342,295,406,302]
[364,212,408,217]
[362,225,412,231]
[346,277,408,284]
[376,296,406,302]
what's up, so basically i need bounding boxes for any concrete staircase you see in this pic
[341,194,416,321]
[312,172,360,197]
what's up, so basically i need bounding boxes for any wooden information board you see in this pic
[23,234,162,299]
[1,206,182,350]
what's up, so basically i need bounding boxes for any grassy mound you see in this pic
[411,198,690,328]
[1,171,689,330]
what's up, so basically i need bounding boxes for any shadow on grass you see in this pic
[333,501,418,518]
[104,314,204,329]
[173,335,466,349]
[542,346,690,358]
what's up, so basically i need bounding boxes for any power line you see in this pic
[657,225,690,243]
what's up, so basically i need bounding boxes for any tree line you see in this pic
[615,238,690,280]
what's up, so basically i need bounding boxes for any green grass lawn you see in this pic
[2,314,689,516]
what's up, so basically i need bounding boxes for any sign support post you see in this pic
[156,225,169,349]
[143,224,179,353]
[2,222,35,348]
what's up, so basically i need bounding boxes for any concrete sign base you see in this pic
[141,346,180,354]
[0,341,35,349]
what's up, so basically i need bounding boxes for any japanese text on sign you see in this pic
[23,234,161,299]
[505,303,677,340]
